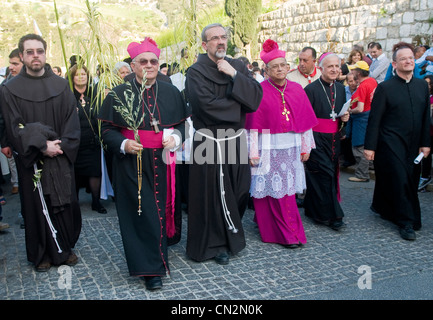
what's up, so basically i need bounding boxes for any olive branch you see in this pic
[32,163,44,191]
[110,76,146,144]
[108,71,147,215]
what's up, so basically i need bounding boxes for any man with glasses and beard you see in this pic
[185,23,263,265]
[0,34,82,272]
[98,37,189,290]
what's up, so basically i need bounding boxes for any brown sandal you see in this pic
[64,253,78,266]
[35,261,51,272]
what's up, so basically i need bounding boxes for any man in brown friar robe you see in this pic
[0,34,81,272]
[185,23,263,265]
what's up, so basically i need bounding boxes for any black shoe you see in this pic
[214,252,230,265]
[296,198,304,208]
[92,204,107,214]
[418,177,432,191]
[399,226,416,241]
[143,276,163,291]
[330,220,345,231]
[283,243,300,249]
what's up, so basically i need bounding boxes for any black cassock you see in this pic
[185,54,263,262]
[364,75,430,229]
[98,79,188,277]
[0,65,82,267]
[304,78,346,224]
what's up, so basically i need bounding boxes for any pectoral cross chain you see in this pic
[268,80,290,122]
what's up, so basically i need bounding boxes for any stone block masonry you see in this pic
[257,0,433,65]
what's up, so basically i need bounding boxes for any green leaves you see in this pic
[110,81,145,144]
[32,161,43,191]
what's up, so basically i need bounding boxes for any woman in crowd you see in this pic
[70,64,107,213]
[113,61,132,80]
[347,49,363,67]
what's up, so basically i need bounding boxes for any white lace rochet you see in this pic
[248,129,315,199]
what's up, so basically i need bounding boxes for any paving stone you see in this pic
[1,170,433,301]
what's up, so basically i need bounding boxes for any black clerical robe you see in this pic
[364,75,431,229]
[98,78,188,277]
[185,53,263,262]
[304,78,346,223]
[0,65,81,267]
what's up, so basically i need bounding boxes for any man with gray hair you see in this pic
[303,53,350,231]
[185,23,263,265]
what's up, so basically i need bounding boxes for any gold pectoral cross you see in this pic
[150,116,160,133]
[282,107,290,121]
[280,93,290,121]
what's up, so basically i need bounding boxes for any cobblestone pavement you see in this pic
[1,170,433,301]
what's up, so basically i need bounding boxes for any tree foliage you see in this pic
[224,0,261,59]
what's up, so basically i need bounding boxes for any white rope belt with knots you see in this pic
[195,129,245,234]
[34,163,62,253]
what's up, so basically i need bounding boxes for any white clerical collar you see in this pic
[396,72,412,83]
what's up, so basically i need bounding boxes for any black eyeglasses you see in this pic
[205,35,228,42]
[25,49,45,56]
[134,58,159,66]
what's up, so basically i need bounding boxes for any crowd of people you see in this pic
[0,24,432,291]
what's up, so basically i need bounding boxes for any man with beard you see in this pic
[364,44,431,240]
[185,23,263,265]
[0,34,82,271]
[303,53,350,231]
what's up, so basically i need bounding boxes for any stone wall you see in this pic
[257,0,433,65]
